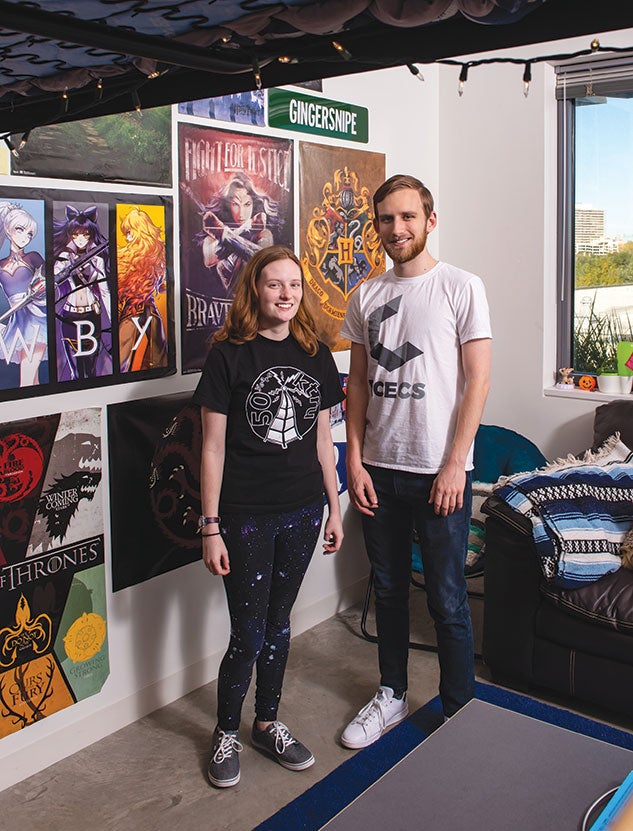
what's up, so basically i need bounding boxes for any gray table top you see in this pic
[323,698,633,831]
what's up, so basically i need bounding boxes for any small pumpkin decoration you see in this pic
[578,375,597,391]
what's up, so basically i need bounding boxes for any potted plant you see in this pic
[574,301,633,394]
[597,354,621,394]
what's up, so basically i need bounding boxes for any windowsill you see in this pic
[544,386,633,402]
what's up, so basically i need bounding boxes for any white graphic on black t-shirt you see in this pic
[246,366,320,448]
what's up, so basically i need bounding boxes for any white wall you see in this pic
[437,28,633,460]
[0,65,438,790]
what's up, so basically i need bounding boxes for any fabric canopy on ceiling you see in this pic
[0,0,630,135]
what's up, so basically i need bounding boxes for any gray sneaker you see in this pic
[251,720,315,770]
[208,728,243,788]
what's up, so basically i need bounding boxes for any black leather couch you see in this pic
[482,400,633,718]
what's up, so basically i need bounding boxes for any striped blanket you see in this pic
[495,462,633,587]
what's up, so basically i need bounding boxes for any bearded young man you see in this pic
[339,174,492,748]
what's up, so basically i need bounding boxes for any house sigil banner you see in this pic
[0,408,108,738]
[108,393,203,591]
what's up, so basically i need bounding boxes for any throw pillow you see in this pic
[592,400,633,452]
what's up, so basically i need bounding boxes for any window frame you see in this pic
[555,54,633,375]
[556,94,574,371]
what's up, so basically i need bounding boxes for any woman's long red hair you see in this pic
[213,246,319,356]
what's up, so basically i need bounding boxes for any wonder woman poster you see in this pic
[178,124,294,373]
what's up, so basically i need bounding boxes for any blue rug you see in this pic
[254,682,633,831]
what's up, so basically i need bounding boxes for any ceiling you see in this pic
[1,0,632,137]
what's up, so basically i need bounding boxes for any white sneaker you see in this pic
[341,686,408,749]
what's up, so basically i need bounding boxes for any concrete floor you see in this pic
[1,582,630,831]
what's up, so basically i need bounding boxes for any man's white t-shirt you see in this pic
[340,261,492,474]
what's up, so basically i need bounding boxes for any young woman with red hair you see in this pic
[192,245,344,788]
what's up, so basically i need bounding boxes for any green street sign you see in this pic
[268,89,369,143]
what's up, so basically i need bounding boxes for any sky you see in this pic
[576,95,633,239]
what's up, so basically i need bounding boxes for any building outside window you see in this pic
[557,56,633,376]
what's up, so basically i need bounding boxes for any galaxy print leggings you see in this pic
[216,499,323,731]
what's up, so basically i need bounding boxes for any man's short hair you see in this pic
[373,175,434,220]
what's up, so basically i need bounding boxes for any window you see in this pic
[557,57,633,377]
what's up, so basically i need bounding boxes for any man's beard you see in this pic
[383,229,427,264]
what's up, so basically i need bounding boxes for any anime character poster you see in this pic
[0,198,49,391]
[178,124,294,372]
[53,200,113,383]
[0,409,109,737]
[178,90,265,126]
[108,393,202,590]
[11,107,172,187]
[116,204,169,373]
[299,143,386,351]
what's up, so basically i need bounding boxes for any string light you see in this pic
[147,70,161,80]
[18,130,31,150]
[425,39,633,99]
[407,64,424,82]
[4,36,632,139]
[458,64,469,97]
[252,58,262,89]
[332,40,352,61]
[523,62,532,98]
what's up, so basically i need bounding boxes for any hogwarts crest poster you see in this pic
[0,408,108,737]
[299,143,385,351]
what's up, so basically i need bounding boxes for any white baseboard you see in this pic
[0,578,367,792]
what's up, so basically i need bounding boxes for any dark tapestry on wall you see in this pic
[108,393,203,592]
[0,188,175,401]
[178,123,294,373]
[0,409,109,738]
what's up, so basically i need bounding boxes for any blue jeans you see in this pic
[362,465,474,717]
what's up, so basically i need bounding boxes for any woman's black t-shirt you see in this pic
[192,334,344,513]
